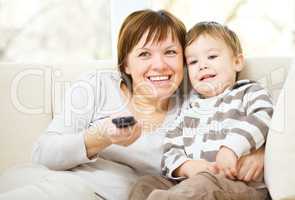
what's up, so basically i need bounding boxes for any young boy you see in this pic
[129,21,273,200]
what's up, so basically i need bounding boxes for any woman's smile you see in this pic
[146,74,173,87]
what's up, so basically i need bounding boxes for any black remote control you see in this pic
[112,116,136,128]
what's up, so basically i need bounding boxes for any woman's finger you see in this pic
[252,164,263,181]
[243,164,257,182]
[127,123,142,140]
[237,159,250,180]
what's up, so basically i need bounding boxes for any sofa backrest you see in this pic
[0,57,293,172]
[239,57,293,103]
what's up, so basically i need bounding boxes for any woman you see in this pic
[0,9,264,200]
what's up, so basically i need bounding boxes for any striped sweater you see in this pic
[162,80,273,180]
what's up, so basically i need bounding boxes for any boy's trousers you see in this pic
[129,171,269,200]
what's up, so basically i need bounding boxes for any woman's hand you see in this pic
[94,117,142,146]
[236,147,265,182]
[84,116,142,159]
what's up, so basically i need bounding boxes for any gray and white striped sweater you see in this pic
[162,80,273,180]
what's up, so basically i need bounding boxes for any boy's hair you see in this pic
[186,21,242,56]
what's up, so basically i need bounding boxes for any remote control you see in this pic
[112,116,136,128]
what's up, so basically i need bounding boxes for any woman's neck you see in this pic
[130,94,169,133]
[121,84,170,132]
[121,83,169,114]
[130,93,169,115]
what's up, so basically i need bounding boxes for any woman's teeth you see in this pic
[148,75,170,81]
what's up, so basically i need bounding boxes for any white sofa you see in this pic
[0,57,294,199]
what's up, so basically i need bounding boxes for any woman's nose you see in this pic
[151,54,167,70]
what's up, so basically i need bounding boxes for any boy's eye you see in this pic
[138,52,150,57]
[165,50,177,56]
[208,55,218,59]
[187,60,198,65]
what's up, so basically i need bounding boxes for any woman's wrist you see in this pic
[84,129,112,159]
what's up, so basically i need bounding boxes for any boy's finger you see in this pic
[230,167,238,177]
[207,165,217,174]
[225,168,236,180]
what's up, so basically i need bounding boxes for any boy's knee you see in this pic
[172,171,221,196]
[147,189,170,200]
[191,171,220,190]
[129,175,170,200]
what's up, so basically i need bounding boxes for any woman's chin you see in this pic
[150,89,174,100]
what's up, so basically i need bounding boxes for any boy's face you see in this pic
[185,34,243,98]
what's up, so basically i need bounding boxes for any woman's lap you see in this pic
[0,164,99,200]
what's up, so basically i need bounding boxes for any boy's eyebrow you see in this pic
[207,48,221,52]
[184,54,195,60]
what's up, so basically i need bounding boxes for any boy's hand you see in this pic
[176,160,217,178]
[216,146,238,180]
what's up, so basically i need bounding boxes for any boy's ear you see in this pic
[234,54,244,72]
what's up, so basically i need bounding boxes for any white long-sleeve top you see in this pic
[32,69,182,200]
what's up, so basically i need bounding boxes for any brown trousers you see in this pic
[129,171,269,200]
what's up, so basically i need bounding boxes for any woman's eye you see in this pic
[208,55,218,59]
[165,50,177,56]
[138,52,150,57]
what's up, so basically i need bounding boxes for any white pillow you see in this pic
[265,59,295,200]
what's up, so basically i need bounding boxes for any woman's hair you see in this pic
[186,21,242,56]
[117,9,186,87]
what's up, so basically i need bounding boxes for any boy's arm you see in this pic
[174,159,217,178]
[220,83,273,158]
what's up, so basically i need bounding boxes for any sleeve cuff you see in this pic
[167,156,191,180]
[77,133,98,163]
[60,133,98,167]
[221,134,251,158]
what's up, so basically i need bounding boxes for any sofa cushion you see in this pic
[265,59,295,200]
[0,64,52,172]
[239,57,292,103]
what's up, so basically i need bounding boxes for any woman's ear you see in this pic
[234,53,244,72]
[124,63,131,75]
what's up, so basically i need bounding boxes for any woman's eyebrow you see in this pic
[134,46,150,52]
[164,44,177,49]
[136,45,177,51]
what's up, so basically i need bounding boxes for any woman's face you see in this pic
[125,31,184,100]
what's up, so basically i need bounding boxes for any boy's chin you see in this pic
[197,90,217,98]
[194,84,217,98]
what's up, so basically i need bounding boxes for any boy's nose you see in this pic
[199,64,208,71]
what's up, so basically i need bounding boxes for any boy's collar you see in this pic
[188,79,254,107]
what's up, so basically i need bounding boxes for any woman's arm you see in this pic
[32,72,101,170]
[84,117,142,159]
[84,129,112,159]
[236,146,265,182]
